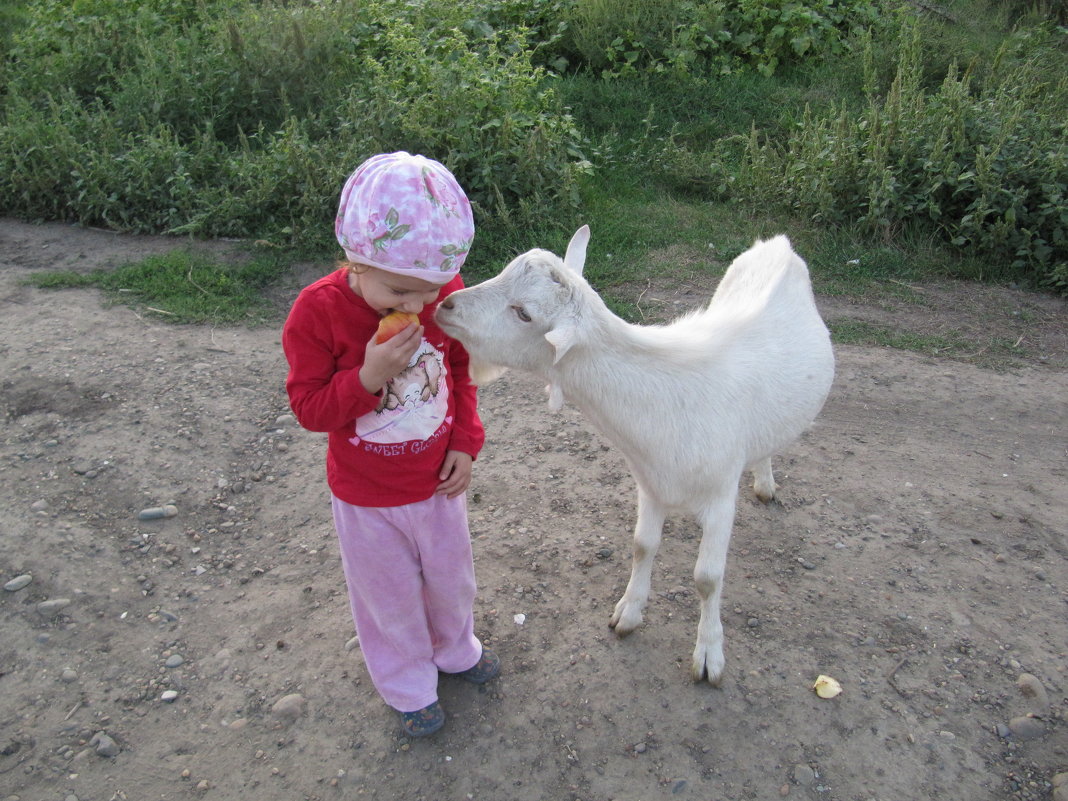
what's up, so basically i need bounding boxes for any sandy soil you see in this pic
[1,218,1065,801]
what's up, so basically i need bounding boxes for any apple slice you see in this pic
[375,311,420,343]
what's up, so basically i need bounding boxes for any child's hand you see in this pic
[436,450,473,498]
[358,321,423,394]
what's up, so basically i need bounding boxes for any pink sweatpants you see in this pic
[331,492,483,713]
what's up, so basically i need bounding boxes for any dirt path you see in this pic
[1,219,1065,801]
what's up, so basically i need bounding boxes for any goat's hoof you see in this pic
[692,648,725,686]
[609,602,643,636]
[691,663,724,686]
[753,486,777,504]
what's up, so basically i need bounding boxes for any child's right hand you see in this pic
[358,321,423,394]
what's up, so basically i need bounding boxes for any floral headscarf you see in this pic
[335,152,475,284]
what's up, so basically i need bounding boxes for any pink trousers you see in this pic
[331,492,482,713]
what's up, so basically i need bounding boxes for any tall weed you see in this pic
[739,21,1068,291]
[0,0,588,253]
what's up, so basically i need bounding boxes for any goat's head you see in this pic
[436,225,592,384]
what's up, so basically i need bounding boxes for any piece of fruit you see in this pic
[812,674,842,699]
[375,311,420,343]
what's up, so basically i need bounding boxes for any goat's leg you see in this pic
[609,488,665,636]
[691,493,738,685]
[749,456,777,502]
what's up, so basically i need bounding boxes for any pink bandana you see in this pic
[335,152,475,284]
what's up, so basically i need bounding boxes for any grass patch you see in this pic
[25,249,289,325]
[828,319,1023,366]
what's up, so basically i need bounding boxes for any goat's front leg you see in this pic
[691,493,738,685]
[609,488,665,636]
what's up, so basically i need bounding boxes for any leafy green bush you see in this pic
[0,0,589,254]
[562,0,886,78]
[738,21,1068,291]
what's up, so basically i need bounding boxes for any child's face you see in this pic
[349,265,445,316]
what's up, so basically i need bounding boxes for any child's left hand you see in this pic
[436,450,473,498]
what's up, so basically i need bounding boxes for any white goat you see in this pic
[436,226,834,684]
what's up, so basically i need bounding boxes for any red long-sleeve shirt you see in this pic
[282,269,485,507]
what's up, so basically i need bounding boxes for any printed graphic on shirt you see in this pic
[349,340,449,447]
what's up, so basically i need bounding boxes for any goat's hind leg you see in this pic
[692,493,738,685]
[749,456,777,503]
[609,488,666,636]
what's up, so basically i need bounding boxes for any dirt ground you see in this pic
[1,218,1066,801]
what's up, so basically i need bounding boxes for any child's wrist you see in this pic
[358,365,384,395]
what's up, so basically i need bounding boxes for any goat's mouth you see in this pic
[433,307,463,335]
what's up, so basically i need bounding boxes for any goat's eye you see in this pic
[513,306,532,323]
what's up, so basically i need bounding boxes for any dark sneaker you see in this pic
[400,701,445,737]
[455,648,500,684]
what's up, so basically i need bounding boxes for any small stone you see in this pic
[36,598,71,617]
[138,505,178,520]
[61,668,78,683]
[344,636,360,652]
[1016,673,1050,713]
[271,693,306,724]
[165,654,185,668]
[229,718,248,730]
[93,733,120,757]
[4,575,32,592]
[793,764,816,786]
[31,499,50,511]
[1008,716,1045,740]
[1052,773,1068,801]
[634,742,647,754]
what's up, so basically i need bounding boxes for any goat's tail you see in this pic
[710,235,809,315]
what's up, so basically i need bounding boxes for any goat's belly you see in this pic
[623,452,745,508]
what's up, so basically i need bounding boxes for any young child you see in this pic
[282,152,498,737]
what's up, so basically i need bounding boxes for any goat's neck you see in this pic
[547,310,672,416]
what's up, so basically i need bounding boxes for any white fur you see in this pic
[436,226,835,684]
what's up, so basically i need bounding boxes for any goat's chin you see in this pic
[469,360,508,386]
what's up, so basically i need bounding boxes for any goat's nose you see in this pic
[439,297,454,310]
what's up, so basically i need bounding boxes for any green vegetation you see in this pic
[25,249,289,324]
[2,0,1066,326]
[827,319,1024,368]
[0,0,589,260]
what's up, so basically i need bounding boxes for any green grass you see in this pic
[827,319,1024,367]
[25,249,290,325]
[9,0,1067,353]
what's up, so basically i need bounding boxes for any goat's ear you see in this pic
[563,225,590,276]
[544,319,577,365]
